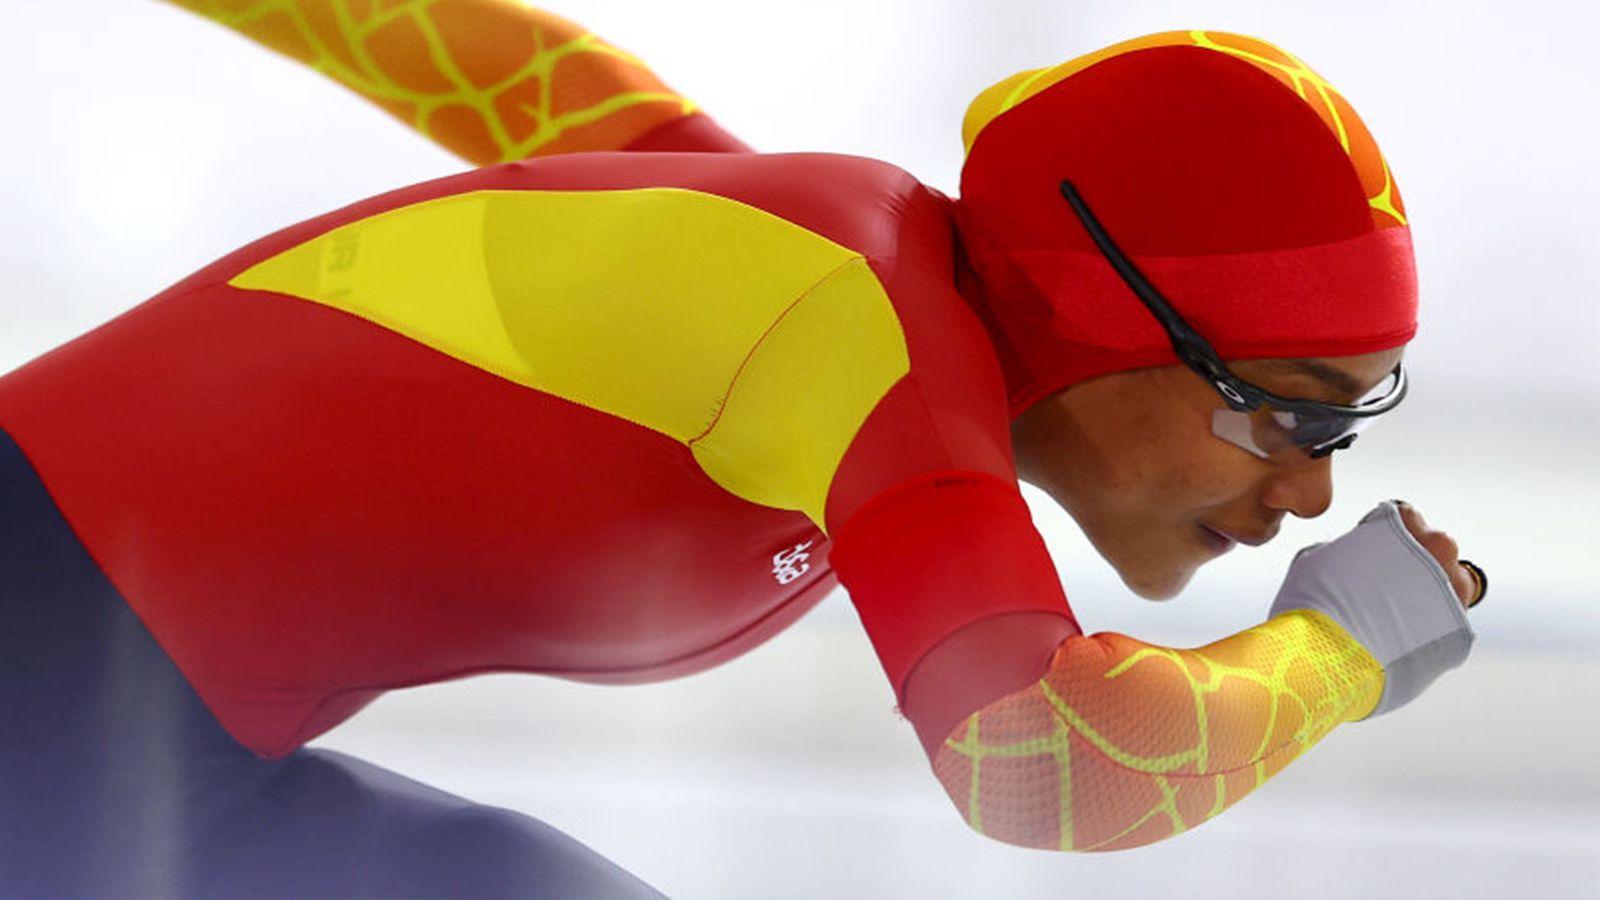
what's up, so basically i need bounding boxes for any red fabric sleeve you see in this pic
[827,469,1080,737]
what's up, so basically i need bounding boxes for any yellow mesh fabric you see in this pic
[932,608,1383,851]
[162,0,695,164]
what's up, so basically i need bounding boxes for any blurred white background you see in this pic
[1,1,1596,897]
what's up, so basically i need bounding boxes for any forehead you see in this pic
[1233,348,1404,403]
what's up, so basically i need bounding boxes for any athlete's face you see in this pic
[1009,347,1406,601]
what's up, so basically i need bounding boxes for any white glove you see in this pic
[1269,499,1475,719]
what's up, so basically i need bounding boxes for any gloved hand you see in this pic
[1391,500,1484,609]
[1269,499,1477,720]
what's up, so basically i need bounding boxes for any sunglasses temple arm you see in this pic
[1058,180,1242,394]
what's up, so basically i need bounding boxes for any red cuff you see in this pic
[828,469,1079,705]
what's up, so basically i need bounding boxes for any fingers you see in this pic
[1460,560,1487,609]
[1444,560,1477,609]
[1392,501,1476,609]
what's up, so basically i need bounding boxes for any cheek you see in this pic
[1091,396,1196,495]
[1138,416,1262,514]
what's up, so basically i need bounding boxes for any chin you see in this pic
[1121,563,1195,602]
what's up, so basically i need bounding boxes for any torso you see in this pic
[0,151,1015,757]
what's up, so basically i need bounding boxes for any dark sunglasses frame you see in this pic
[1057,179,1407,459]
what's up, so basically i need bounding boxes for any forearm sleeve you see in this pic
[934,610,1382,851]
[161,0,749,162]
[830,470,1385,852]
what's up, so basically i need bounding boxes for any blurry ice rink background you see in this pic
[1,1,1596,897]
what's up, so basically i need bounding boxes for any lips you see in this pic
[1201,524,1278,548]
[1198,523,1236,553]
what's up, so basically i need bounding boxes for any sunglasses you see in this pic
[1058,180,1407,461]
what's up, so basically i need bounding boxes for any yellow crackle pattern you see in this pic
[932,608,1384,851]
[962,30,1407,228]
[162,0,696,164]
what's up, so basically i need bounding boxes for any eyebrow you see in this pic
[1256,359,1368,400]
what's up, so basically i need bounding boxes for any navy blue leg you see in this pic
[181,748,668,898]
[0,425,666,898]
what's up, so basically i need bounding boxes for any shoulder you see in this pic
[483,151,955,264]
[728,153,957,269]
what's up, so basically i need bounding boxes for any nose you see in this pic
[1260,451,1334,519]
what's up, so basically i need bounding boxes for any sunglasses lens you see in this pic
[1210,368,1403,459]
[1212,406,1379,460]
[1212,407,1297,460]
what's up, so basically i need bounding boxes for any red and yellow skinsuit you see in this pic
[0,2,1398,852]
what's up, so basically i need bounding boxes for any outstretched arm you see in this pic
[160,0,751,161]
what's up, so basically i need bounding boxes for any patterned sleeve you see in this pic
[934,609,1382,851]
[159,0,749,161]
[829,468,1386,852]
